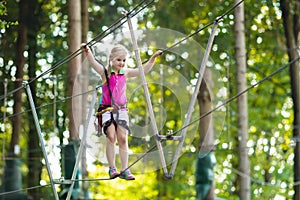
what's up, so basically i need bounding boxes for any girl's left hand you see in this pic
[155,50,163,57]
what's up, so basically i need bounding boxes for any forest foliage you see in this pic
[0,0,298,199]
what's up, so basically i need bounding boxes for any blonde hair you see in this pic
[109,44,128,61]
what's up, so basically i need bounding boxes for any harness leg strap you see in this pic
[103,116,132,136]
[117,120,132,136]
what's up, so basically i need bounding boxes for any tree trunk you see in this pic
[234,1,250,199]
[2,0,28,198]
[196,69,216,200]
[64,0,82,197]
[81,0,89,125]
[26,1,43,198]
[81,0,89,198]
[10,0,28,157]
[67,0,82,140]
[279,0,300,199]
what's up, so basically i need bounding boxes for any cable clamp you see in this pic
[22,81,28,88]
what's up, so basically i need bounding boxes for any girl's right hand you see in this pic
[80,43,90,53]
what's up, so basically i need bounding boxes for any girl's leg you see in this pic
[116,126,128,170]
[106,125,117,168]
[117,126,135,180]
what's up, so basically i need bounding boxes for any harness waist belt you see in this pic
[102,104,127,109]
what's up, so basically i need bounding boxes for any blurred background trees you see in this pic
[0,0,299,199]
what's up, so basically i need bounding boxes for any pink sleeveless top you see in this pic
[101,73,127,105]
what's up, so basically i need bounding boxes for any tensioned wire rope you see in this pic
[0,2,249,194]
[3,59,299,188]
[0,184,52,197]
[0,0,155,102]
[63,56,300,185]
[2,16,299,200]
[1,57,299,186]
[110,0,299,186]
[2,0,299,195]
[58,0,252,182]
[0,0,243,123]
[1,0,296,187]
[62,0,244,181]
[0,0,155,197]
[0,0,154,169]
[119,56,300,184]
[1,0,246,184]
[0,1,155,166]
[0,0,244,127]
[168,56,300,138]
[0,0,154,165]
[1,42,299,123]
[0,0,293,133]
[0,84,102,122]
[158,0,244,53]
[0,52,297,130]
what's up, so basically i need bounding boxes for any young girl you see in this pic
[82,44,162,180]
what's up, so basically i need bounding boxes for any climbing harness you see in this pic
[93,55,132,136]
[94,105,113,136]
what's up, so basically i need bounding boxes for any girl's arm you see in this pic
[81,44,106,80]
[126,50,163,78]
